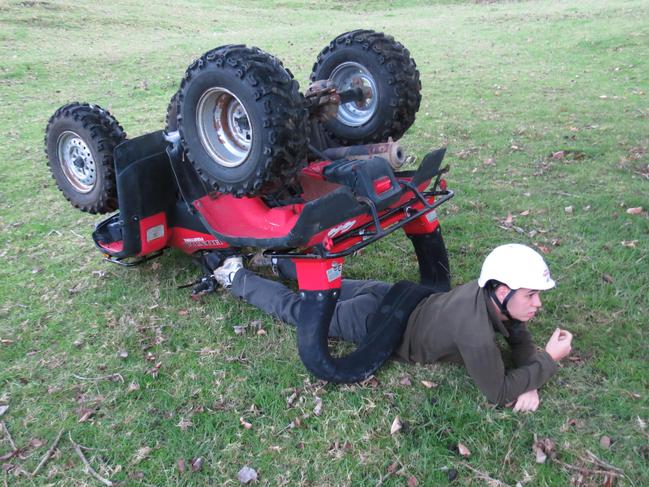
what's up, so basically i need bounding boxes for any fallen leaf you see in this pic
[421,380,438,389]
[286,391,298,407]
[128,381,140,393]
[148,362,162,378]
[77,408,96,423]
[387,462,399,474]
[621,240,638,248]
[256,328,266,336]
[626,207,643,215]
[233,325,246,335]
[505,213,513,224]
[457,443,471,457]
[390,416,402,435]
[600,435,611,449]
[30,438,44,449]
[0,339,14,345]
[519,210,531,216]
[361,376,380,388]
[552,151,565,160]
[117,349,128,359]
[238,466,258,484]
[602,274,614,284]
[637,416,646,430]
[407,475,418,487]
[179,309,189,316]
[0,405,8,417]
[132,446,152,465]
[177,417,193,431]
[190,457,204,472]
[399,376,412,386]
[483,158,495,166]
[239,417,252,429]
[177,459,186,473]
[564,206,573,214]
[532,436,556,464]
[313,397,323,416]
[536,244,551,254]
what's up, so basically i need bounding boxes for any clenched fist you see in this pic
[545,327,573,361]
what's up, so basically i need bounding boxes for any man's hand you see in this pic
[545,327,573,361]
[512,389,540,412]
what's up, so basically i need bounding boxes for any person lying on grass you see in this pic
[213,243,573,412]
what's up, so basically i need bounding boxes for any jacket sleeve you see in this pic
[458,338,558,406]
[505,325,539,367]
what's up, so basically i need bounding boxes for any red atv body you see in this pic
[45,30,454,383]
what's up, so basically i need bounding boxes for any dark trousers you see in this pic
[230,269,390,345]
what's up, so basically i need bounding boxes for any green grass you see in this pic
[1,0,648,485]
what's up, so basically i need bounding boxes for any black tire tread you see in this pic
[310,30,421,145]
[44,102,126,213]
[178,45,307,197]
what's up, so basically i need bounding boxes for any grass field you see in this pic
[1,0,648,485]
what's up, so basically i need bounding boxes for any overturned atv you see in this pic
[45,30,453,383]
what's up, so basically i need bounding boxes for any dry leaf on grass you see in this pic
[313,397,323,416]
[190,457,204,472]
[421,380,438,389]
[286,390,298,407]
[177,459,186,473]
[0,405,8,417]
[602,274,614,284]
[390,416,402,435]
[238,465,258,484]
[626,207,643,215]
[239,417,252,429]
[407,475,418,487]
[399,376,412,386]
[600,436,611,449]
[532,436,556,464]
[77,407,96,423]
[131,446,152,465]
[565,206,573,214]
[177,417,193,431]
[457,443,471,457]
[621,240,638,248]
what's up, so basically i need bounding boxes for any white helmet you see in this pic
[478,244,555,290]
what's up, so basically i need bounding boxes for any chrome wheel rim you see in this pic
[57,131,96,193]
[330,62,377,127]
[196,87,253,168]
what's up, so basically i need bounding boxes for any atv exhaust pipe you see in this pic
[322,139,407,170]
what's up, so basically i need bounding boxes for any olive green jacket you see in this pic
[395,280,558,405]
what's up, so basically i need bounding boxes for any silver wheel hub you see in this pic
[330,62,378,127]
[57,131,96,193]
[196,87,253,168]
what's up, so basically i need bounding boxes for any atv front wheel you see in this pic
[177,45,308,197]
[310,30,421,145]
[44,102,126,214]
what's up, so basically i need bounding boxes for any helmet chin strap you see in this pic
[488,285,517,321]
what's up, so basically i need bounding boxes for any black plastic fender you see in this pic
[296,281,433,383]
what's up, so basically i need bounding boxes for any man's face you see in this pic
[506,288,543,322]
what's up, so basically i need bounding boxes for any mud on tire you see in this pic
[310,30,421,145]
[45,102,126,214]
[177,45,308,197]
